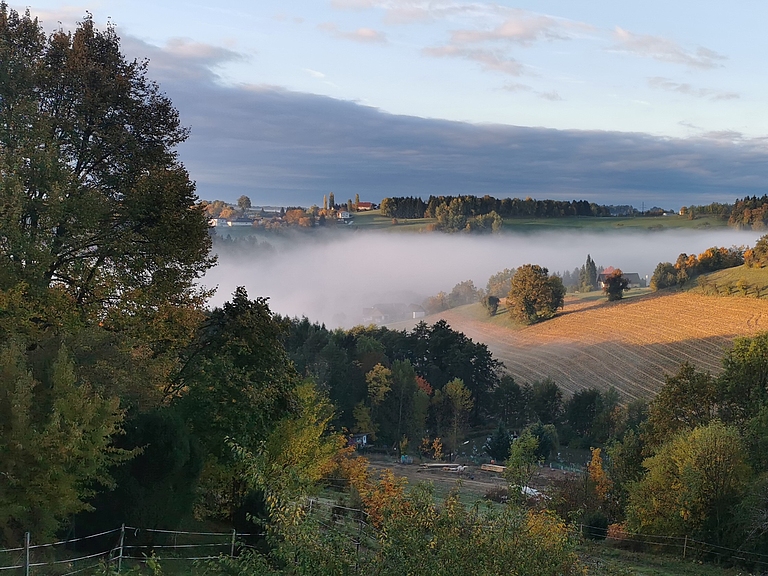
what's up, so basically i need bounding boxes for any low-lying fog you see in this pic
[202,228,761,328]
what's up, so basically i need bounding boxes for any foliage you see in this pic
[493,375,531,430]
[650,262,678,291]
[627,421,751,545]
[719,331,768,422]
[0,6,213,318]
[530,379,563,425]
[235,382,346,527]
[447,279,481,307]
[602,269,630,301]
[78,408,203,539]
[644,362,718,446]
[374,486,582,576]
[507,264,566,324]
[651,246,744,291]
[365,363,392,405]
[178,288,298,464]
[482,294,500,316]
[505,429,541,495]
[484,420,512,461]
[580,254,598,292]
[528,421,559,461]
[486,268,515,298]
[587,447,612,504]
[745,234,768,267]
[441,378,474,455]
[0,339,126,545]
[728,194,768,229]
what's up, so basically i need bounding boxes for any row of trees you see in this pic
[729,195,768,229]
[282,318,501,456]
[380,195,613,220]
[650,245,745,290]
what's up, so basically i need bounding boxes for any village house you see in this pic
[597,272,644,289]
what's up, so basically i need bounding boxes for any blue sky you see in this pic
[20,1,768,207]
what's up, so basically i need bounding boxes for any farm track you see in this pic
[430,292,768,401]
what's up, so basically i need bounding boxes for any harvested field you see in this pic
[428,292,768,402]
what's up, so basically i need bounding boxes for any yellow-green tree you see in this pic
[0,341,126,545]
[627,421,751,545]
[508,264,566,324]
[444,378,473,458]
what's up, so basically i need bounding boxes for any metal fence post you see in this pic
[24,532,30,576]
[683,535,687,559]
[230,529,236,558]
[117,524,125,573]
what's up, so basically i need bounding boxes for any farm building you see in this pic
[598,272,644,289]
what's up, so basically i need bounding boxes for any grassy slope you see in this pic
[686,264,768,298]
[342,211,729,233]
[580,542,749,576]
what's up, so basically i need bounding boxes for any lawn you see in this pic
[350,212,728,233]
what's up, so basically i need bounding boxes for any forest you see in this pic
[2,6,768,575]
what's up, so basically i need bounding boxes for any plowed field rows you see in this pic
[434,292,768,401]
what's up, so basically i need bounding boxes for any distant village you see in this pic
[204,194,376,229]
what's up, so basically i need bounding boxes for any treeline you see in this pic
[651,245,744,290]
[729,194,768,229]
[572,336,768,560]
[282,318,499,451]
[380,195,612,220]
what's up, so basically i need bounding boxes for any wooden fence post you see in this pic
[230,529,236,558]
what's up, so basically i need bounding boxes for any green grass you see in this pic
[580,541,753,576]
[499,214,726,232]
[213,212,728,238]
[352,212,728,233]
[685,265,768,298]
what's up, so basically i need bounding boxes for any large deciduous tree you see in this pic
[0,6,213,319]
[507,264,565,324]
[627,421,751,546]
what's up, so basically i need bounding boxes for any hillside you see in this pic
[417,290,768,402]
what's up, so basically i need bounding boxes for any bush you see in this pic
[582,511,609,540]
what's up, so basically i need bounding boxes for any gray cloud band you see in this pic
[124,36,767,207]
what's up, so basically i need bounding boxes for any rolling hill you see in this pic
[417,289,768,402]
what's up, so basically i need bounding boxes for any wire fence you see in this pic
[2,508,767,574]
[0,525,264,576]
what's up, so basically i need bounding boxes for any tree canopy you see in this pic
[507,264,566,324]
[0,6,213,320]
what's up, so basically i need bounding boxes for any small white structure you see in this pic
[227,217,254,227]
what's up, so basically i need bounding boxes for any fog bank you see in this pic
[202,228,760,328]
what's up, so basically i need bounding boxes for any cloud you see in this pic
[447,11,591,46]
[116,34,768,209]
[121,36,245,83]
[304,68,326,78]
[648,77,739,101]
[318,22,388,43]
[537,90,562,101]
[423,45,524,75]
[503,83,533,92]
[612,27,726,69]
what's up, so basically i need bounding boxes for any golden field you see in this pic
[430,291,768,401]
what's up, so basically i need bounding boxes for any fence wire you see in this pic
[2,512,767,574]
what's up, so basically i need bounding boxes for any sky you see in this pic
[18,1,768,208]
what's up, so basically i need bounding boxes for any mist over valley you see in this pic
[203,227,760,327]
